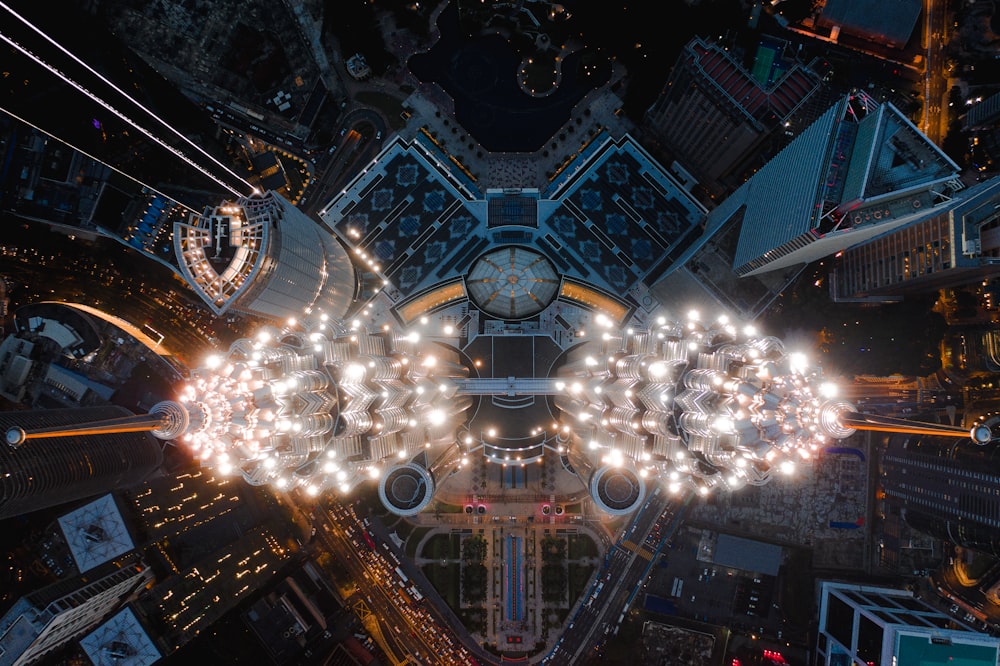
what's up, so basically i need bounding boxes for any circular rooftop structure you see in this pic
[590,465,645,516]
[378,463,435,517]
[466,246,559,320]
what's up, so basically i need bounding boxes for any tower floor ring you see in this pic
[819,400,858,440]
[149,401,190,440]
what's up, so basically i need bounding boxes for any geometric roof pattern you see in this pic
[551,139,708,289]
[487,191,538,227]
[325,148,475,296]
[57,494,134,573]
[79,607,161,666]
[320,135,707,316]
[466,246,559,319]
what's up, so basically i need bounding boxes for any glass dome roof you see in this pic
[466,246,559,319]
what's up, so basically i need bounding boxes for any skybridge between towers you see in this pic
[453,378,561,395]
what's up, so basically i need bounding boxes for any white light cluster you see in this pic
[174,317,471,496]
[554,312,856,497]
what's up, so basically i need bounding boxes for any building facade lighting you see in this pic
[552,314,859,513]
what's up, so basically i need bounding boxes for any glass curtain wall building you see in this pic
[0,406,163,519]
[880,433,1000,557]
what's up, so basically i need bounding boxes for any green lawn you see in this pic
[394,519,415,540]
[356,91,408,131]
[432,501,465,513]
[567,563,595,609]
[421,532,461,560]
[422,562,461,610]
[568,533,598,559]
[459,608,486,634]
[405,526,431,558]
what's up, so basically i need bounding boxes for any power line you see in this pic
[0,4,255,197]
[0,104,200,216]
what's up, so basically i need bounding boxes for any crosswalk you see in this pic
[620,539,655,561]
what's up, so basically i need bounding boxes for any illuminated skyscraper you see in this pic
[1,315,472,516]
[173,319,471,515]
[0,406,163,520]
[552,313,860,513]
[552,312,987,514]
[9,309,988,520]
[174,191,356,321]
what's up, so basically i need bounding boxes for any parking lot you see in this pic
[645,525,793,642]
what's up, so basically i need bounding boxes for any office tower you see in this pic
[880,433,1000,557]
[0,406,163,520]
[965,89,1000,132]
[552,312,988,514]
[174,190,356,321]
[0,336,36,403]
[830,177,1000,302]
[644,36,824,194]
[816,581,1000,666]
[709,92,961,278]
[243,572,330,663]
[80,317,472,516]
[121,468,295,658]
[551,315,917,513]
[0,555,152,666]
[135,516,292,653]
